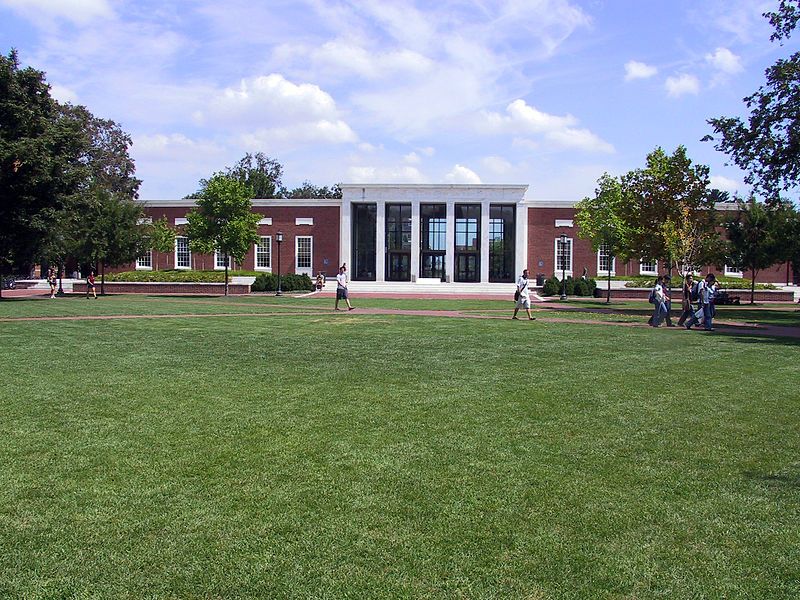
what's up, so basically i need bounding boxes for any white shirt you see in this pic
[336,272,348,289]
[653,283,664,302]
[517,276,530,299]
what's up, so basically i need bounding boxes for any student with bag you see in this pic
[685,273,716,331]
[676,273,695,327]
[512,269,535,320]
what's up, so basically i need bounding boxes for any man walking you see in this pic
[334,265,354,311]
[685,273,716,331]
[512,269,535,320]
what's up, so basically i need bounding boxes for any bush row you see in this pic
[105,270,261,282]
[251,272,313,292]
[541,275,597,297]
[622,275,776,290]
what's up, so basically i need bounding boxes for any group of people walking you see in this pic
[46,267,96,299]
[650,272,719,331]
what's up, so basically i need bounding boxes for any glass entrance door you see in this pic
[386,203,411,281]
[352,203,377,280]
[420,203,446,281]
[455,204,480,282]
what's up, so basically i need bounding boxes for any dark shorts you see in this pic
[336,288,348,300]
[87,282,95,288]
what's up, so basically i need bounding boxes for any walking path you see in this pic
[2,303,799,339]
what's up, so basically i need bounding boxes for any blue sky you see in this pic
[1,0,797,200]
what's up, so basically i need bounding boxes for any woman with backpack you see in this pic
[649,275,668,327]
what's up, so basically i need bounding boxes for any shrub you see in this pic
[252,272,313,292]
[106,270,261,283]
[573,279,589,296]
[541,276,560,296]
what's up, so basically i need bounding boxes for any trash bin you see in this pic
[536,273,545,286]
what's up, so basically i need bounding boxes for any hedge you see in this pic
[105,270,261,283]
[622,275,776,290]
[541,274,597,297]
[252,272,313,292]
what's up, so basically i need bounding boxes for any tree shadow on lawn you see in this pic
[713,329,800,348]
[744,465,800,490]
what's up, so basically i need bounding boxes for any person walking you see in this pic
[685,273,716,330]
[647,275,674,326]
[47,267,57,299]
[676,273,695,327]
[649,275,667,327]
[512,269,535,320]
[86,269,97,299]
[334,265,353,311]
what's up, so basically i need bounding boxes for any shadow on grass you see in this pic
[745,466,800,489]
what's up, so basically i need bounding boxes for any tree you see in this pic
[575,173,631,302]
[0,50,86,290]
[282,181,343,199]
[185,174,260,295]
[619,146,718,277]
[70,189,148,294]
[705,2,800,204]
[725,197,794,303]
[147,217,175,270]
[188,152,283,199]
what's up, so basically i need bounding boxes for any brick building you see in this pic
[132,184,795,285]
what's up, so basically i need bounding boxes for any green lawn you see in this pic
[1,296,798,598]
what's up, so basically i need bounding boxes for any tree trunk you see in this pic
[224,254,229,296]
[606,266,611,303]
[100,262,105,296]
[750,269,756,305]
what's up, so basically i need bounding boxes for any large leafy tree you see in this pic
[619,146,719,277]
[706,1,800,203]
[0,50,85,286]
[282,181,342,199]
[725,198,795,303]
[575,173,631,302]
[185,174,260,295]
[70,189,148,294]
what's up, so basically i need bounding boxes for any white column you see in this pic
[410,201,420,282]
[481,201,490,283]
[340,200,351,270]
[515,202,527,275]
[445,200,455,283]
[376,200,385,282]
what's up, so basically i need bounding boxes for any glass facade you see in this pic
[352,203,377,280]
[420,203,447,280]
[489,205,515,282]
[455,204,480,282]
[386,203,411,281]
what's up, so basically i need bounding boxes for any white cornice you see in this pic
[138,198,342,208]
[342,183,528,202]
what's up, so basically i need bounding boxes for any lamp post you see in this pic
[559,233,568,300]
[275,231,283,296]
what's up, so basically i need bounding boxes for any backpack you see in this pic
[648,287,656,304]
[690,281,699,302]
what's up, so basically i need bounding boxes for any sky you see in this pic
[1,0,797,201]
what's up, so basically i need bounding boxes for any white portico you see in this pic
[339,184,529,284]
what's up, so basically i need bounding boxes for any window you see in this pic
[597,244,615,275]
[255,236,271,271]
[214,251,231,270]
[489,204,515,282]
[175,236,191,269]
[136,250,152,270]
[639,259,657,275]
[724,265,743,278]
[296,236,312,273]
[555,237,572,275]
[455,204,480,282]
[420,204,447,280]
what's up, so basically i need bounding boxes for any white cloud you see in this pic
[624,60,658,81]
[445,164,482,184]
[665,73,700,97]
[49,84,78,104]
[418,146,435,157]
[710,175,741,193]
[240,120,357,147]
[480,99,614,153]
[481,156,513,175]
[0,0,113,25]
[346,165,426,183]
[705,47,743,74]
[404,152,421,164]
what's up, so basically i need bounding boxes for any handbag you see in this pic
[514,289,520,301]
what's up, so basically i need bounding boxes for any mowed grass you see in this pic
[1,296,799,598]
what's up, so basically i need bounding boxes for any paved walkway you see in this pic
[2,303,799,339]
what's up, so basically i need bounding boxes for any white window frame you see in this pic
[554,237,573,277]
[255,236,272,271]
[639,259,658,276]
[295,235,313,275]
[724,265,743,278]
[214,250,232,271]
[597,244,616,276]
[136,249,153,270]
[175,236,191,270]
